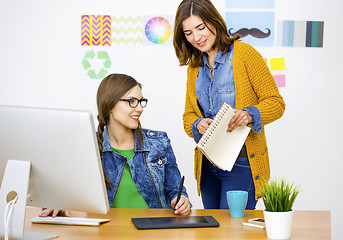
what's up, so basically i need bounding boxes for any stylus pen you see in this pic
[174,176,185,210]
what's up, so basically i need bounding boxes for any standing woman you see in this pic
[173,0,285,209]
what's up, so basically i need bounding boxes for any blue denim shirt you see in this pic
[192,46,262,143]
[101,127,189,208]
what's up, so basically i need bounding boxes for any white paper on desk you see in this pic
[197,104,251,171]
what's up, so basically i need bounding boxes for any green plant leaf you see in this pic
[260,178,300,212]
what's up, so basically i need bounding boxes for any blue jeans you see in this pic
[200,156,257,209]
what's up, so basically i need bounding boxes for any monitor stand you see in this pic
[0,160,59,240]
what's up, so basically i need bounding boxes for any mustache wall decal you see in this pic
[228,28,271,39]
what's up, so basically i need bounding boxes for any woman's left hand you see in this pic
[171,195,191,215]
[39,209,70,218]
[227,109,252,132]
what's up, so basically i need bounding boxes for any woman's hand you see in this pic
[197,118,212,135]
[39,209,70,218]
[227,109,252,132]
[171,195,191,215]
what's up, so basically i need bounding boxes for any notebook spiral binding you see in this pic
[198,103,230,148]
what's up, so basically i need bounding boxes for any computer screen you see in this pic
[0,105,109,215]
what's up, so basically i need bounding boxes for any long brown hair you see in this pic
[96,73,143,188]
[173,0,240,68]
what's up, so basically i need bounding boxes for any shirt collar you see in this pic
[203,50,229,69]
[102,127,149,152]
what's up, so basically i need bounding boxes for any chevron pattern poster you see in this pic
[112,16,143,45]
[81,15,112,46]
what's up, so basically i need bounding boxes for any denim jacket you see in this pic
[101,127,189,208]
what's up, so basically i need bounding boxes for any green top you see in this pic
[111,147,148,208]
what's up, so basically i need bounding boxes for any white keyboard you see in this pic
[31,216,111,226]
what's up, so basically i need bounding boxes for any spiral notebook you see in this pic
[197,103,251,171]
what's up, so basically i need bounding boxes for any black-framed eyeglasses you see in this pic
[119,97,148,108]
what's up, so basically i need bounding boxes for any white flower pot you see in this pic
[263,210,294,239]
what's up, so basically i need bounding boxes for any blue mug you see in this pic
[226,190,248,218]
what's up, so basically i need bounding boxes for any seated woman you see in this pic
[40,73,191,217]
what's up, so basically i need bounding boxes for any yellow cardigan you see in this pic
[183,41,286,200]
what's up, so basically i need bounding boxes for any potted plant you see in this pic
[259,178,300,239]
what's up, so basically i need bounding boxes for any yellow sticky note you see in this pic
[270,58,285,70]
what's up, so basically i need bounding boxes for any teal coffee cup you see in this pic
[226,190,248,218]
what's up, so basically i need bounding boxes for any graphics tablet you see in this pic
[131,216,220,230]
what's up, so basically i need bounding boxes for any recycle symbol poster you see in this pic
[82,49,111,80]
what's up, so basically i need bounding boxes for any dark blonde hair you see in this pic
[96,73,143,187]
[173,0,240,68]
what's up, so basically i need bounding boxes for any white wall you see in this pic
[0,0,342,238]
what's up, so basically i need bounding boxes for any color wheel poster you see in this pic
[143,15,173,46]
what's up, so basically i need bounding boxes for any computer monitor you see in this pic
[0,105,109,239]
